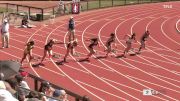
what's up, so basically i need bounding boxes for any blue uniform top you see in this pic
[69,19,75,30]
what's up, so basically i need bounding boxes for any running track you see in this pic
[0,1,180,101]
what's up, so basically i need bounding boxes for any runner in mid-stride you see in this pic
[137,30,150,54]
[63,39,78,62]
[40,39,63,64]
[20,40,35,65]
[85,38,99,60]
[104,33,117,57]
[122,33,136,57]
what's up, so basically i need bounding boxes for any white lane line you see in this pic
[46,30,106,100]
[37,9,180,95]
[16,45,127,101]
[130,11,180,86]
[10,33,90,74]
[11,29,180,82]
[140,55,180,66]
[175,19,180,33]
[101,77,141,92]
[126,75,180,94]
[82,9,169,101]
[66,23,129,100]
[2,5,167,101]
[10,34,113,73]
[39,65,66,77]
[64,9,158,100]
[5,38,66,77]
[23,26,47,77]
[113,10,179,100]
[47,15,109,101]
[76,80,130,101]
[157,53,180,60]
[9,4,176,100]
[161,16,180,45]
[130,11,180,75]
[146,18,180,57]
[150,72,180,83]
[56,31,180,65]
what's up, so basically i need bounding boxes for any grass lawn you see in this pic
[80,0,165,11]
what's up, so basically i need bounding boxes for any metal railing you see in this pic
[0,3,44,20]
[0,0,175,21]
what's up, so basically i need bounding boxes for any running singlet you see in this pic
[106,37,115,46]
[141,33,149,42]
[89,40,98,48]
[27,44,33,51]
[45,42,53,50]
[67,42,74,49]
[69,19,74,30]
[126,38,133,45]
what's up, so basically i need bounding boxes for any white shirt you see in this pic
[20,81,30,89]
[0,89,18,101]
[0,81,6,89]
[48,98,58,101]
[1,22,9,34]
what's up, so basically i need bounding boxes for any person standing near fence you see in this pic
[58,0,65,14]
[1,18,10,48]
[68,16,75,42]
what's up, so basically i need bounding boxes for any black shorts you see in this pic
[88,46,95,54]
[140,40,145,48]
[45,45,52,50]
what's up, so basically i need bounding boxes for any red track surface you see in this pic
[0,1,180,101]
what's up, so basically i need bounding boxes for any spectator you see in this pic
[19,71,30,89]
[26,91,41,101]
[5,78,18,94]
[58,0,65,14]
[7,77,26,101]
[0,73,4,80]
[48,89,60,101]
[68,16,75,42]
[26,91,39,98]
[58,90,68,101]
[21,16,31,28]
[0,89,18,101]
[15,72,30,96]
[3,80,16,95]
[26,98,41,101]
[1,18,10,48]
[49,89,69,101]
[5,78,25,101]
[82,95,90,101]
[39,81,54,101]
[0,81,6,89]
